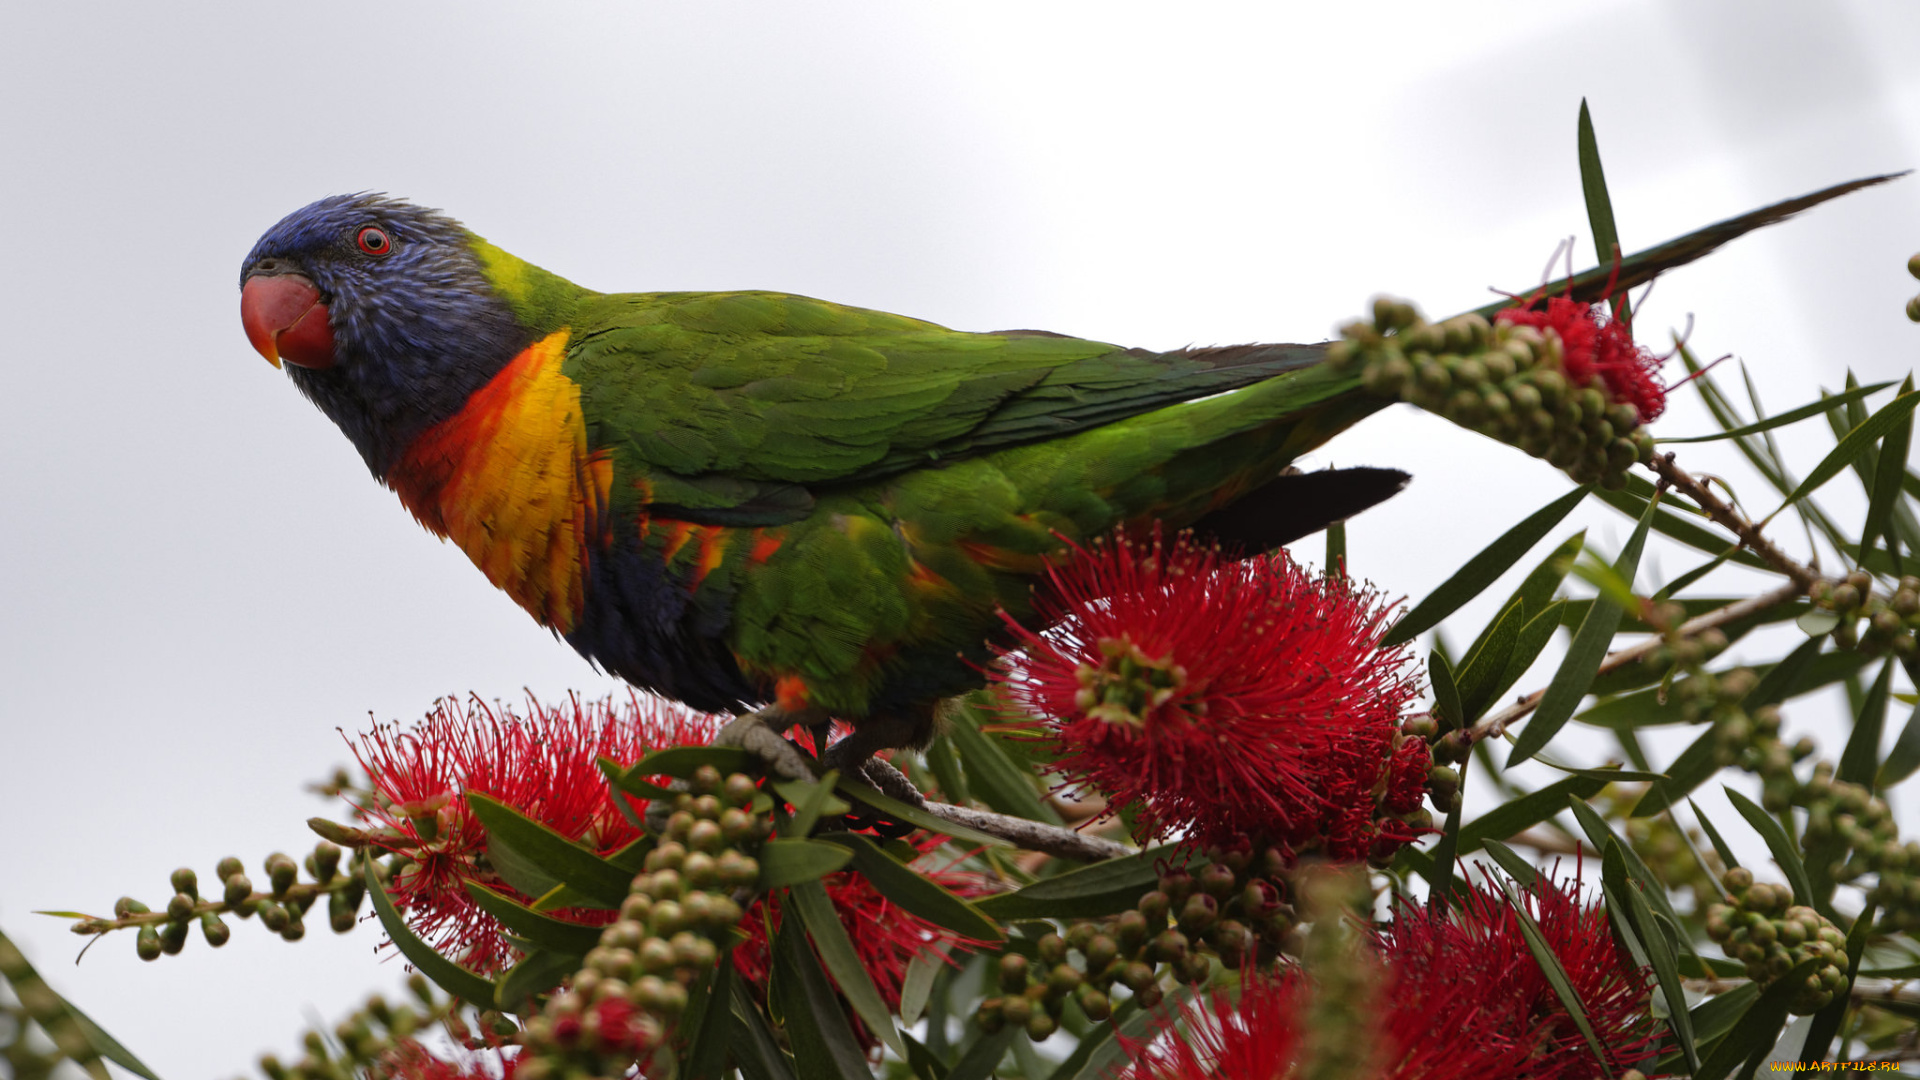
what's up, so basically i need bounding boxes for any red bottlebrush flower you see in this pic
[1130,872,1654,1080]
[352,691,721,972]
[1374,870,1657,1080]
[1497,296,1667,423]
[993,528,1422,855]
[730,836,994,1039]
[1129,967,1309,1080]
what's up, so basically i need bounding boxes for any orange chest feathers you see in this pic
[384,331,613,633]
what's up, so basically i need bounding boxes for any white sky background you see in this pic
[3,1,1920,1075]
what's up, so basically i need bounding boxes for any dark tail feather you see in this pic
[1469,171,1908,319]
[1193,466,1411,552]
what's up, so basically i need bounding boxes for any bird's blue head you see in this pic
[240,194,534,476]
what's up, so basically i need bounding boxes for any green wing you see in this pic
[562,290,1329,523]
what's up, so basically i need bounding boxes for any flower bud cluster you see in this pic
[1809,573,1920,660]
[1705,869,1849,1015]
[248,974,504,1080]
[73,840,371,959]
[1407,714,1469,818]
[518,766,769,1079]
[975,850,1294,1040]
[1328,300,1656,489]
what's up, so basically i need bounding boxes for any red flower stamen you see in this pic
[1497,296,1668,423]
[993,527,1422,855]
[351,691,721,972]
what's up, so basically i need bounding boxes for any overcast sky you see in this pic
[5,2,1920,1076]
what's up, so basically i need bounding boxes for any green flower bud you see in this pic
[1026,1011,1057,1041]
[998,952,1030,993]
[1077,985,1112,1021]
[136,925,162,961]
[159,919,189,955]
[1907,295,1920,324]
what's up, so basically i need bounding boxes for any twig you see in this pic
[1650,452,1819,587]
[920,801,1135,862]
[1471,578,1806,741]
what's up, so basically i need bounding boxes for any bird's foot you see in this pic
[714,703,823,783]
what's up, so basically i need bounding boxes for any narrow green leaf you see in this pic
[1617,866,1699,1072]
[1429,648,1464,732]
[494,949,578,1009]
[1688,981,1761,1046]
[899,947,944,1029]
[681,960,731,1080]
[1877,697,1920,787]
[1482,601,1567,713]
[1456,598,1523,722]
[1567,798,1693,940]
[922,733,970,806]
[1839,658,1895,791]
[1470,173,1905,323]
[1689,798,1743,871]
[946,704,1060,824]
[832,778,1009,849]
[769,914,870,1080]
[1510,493,1657,765]
[1457,774,1609,854]
[0,929,159,1080]
[757,838,855,889]
[1473,531,1584,649]
[62,998,157,1080]
[622,745,759,783]
[467,792,631,907]
[1724,787,1813,906]
[1862,378,1916,573]
[1499,875,1612,1077]
[1384,485,1591,645]
[790,877,907,1058]
[774,773,849,838]
[1657,380,1895,443]
[462,882,602,956]
[1692,959,1820,1080]
[731,976,799,1080]
[822,832,1004,941]
[1577,99,1625,322]
[363,860,497,1004]
[975,845,1183,920]
[946,1027,1017,1080]
[1479,839,1540,887]
[1769,391,1920,521]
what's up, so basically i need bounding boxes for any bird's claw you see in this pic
[714,705,819,783]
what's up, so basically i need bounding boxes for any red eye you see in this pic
[356,226,392,256]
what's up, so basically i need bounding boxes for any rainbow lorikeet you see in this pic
[238,178,1886,791]
[238,195,1404,788]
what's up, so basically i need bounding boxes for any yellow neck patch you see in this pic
[386,331,612,633]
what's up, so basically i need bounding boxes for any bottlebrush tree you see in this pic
[11,104,1920,1080]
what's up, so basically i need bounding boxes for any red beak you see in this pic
[241,274,337,370]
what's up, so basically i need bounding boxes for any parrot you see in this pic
[236,176,1893,798]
